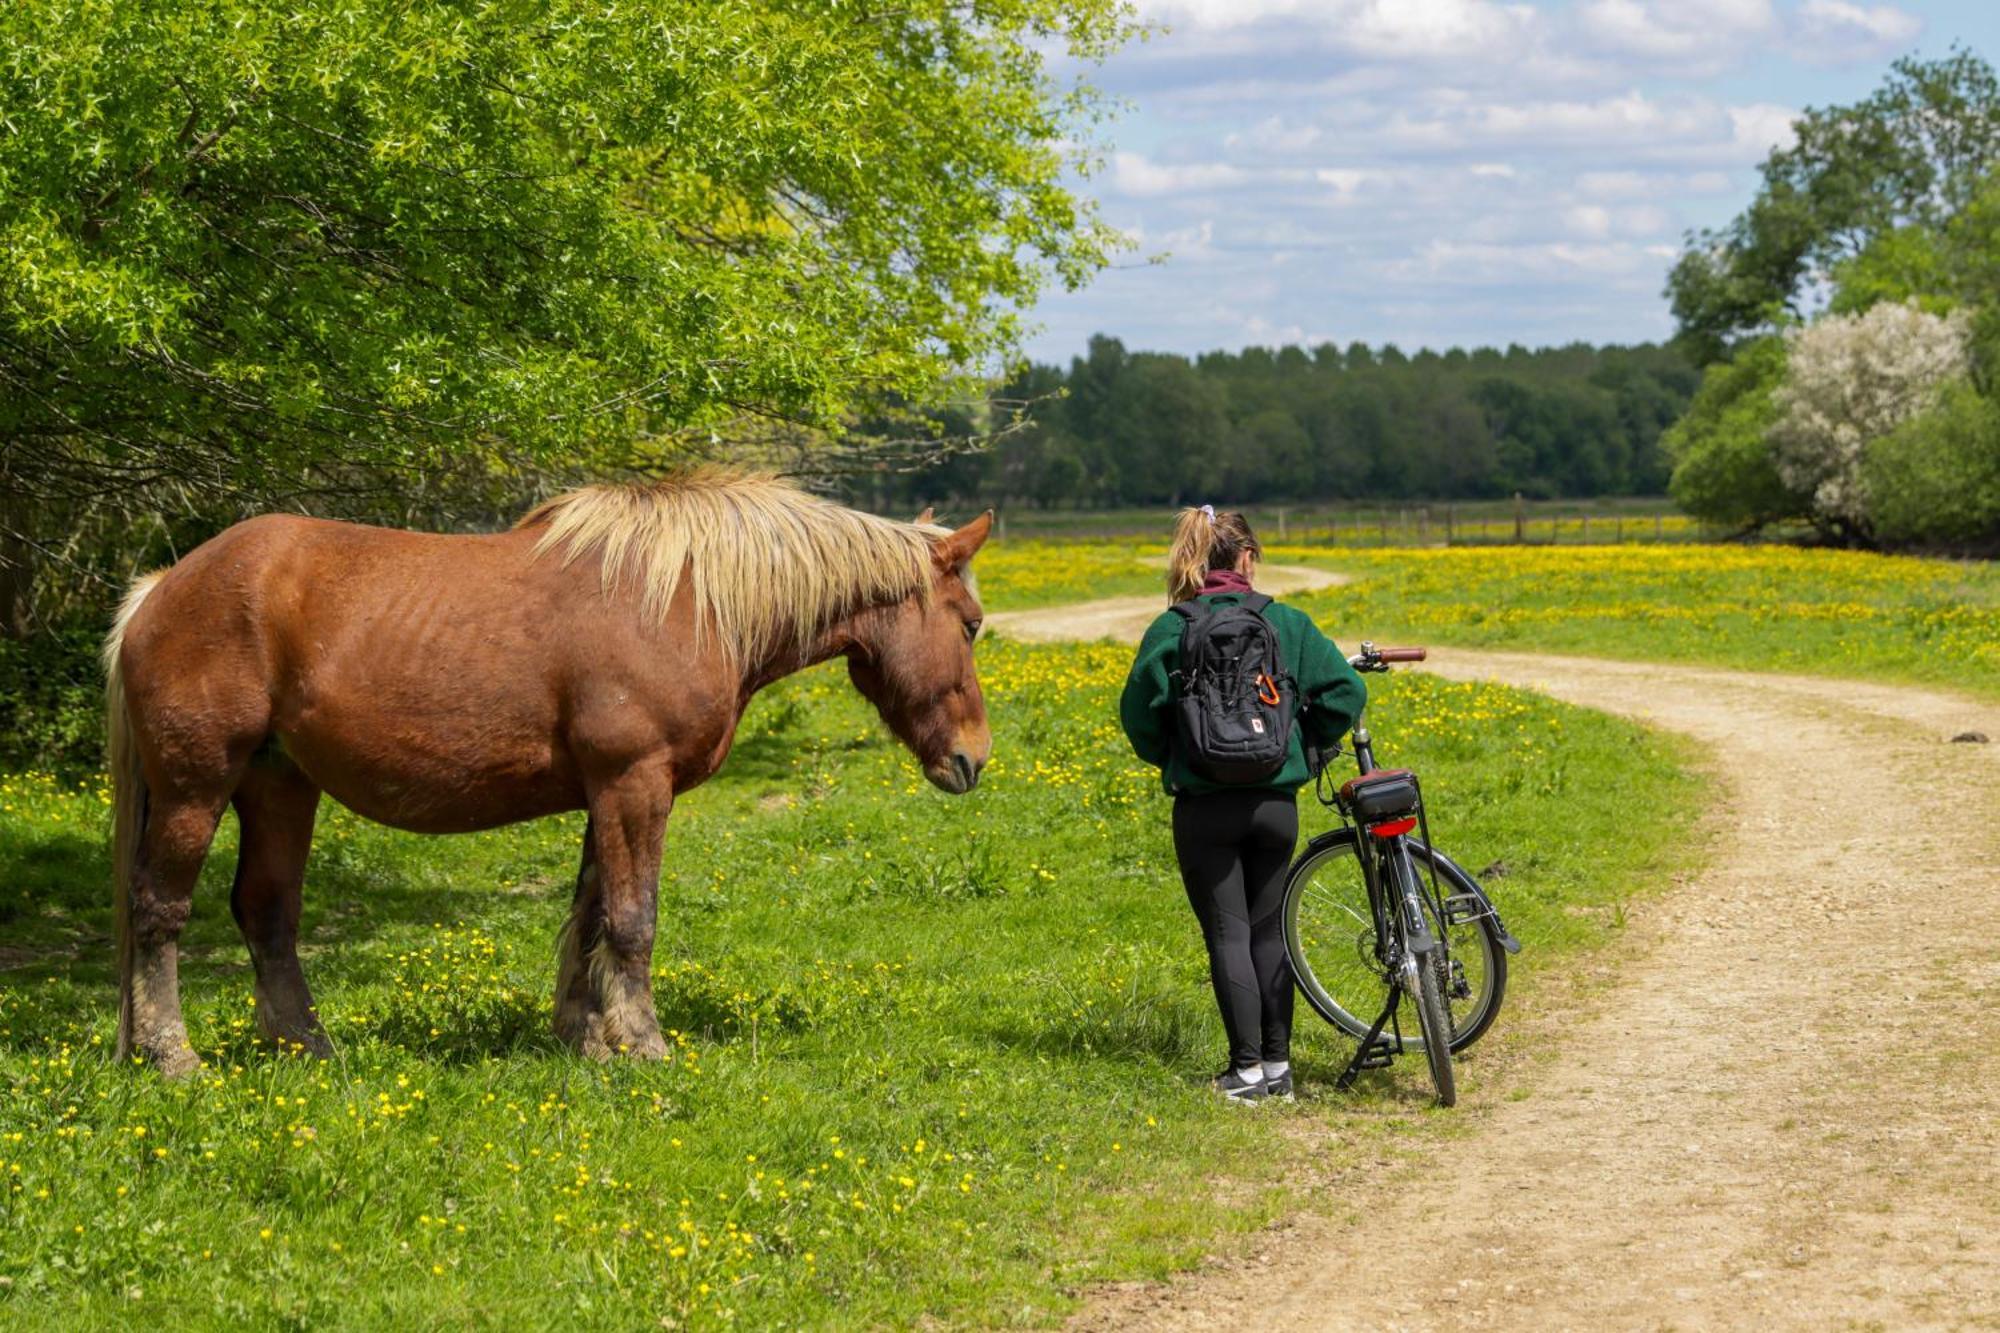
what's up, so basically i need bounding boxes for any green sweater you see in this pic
[1119,594,1368,797]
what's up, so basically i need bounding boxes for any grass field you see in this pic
[0,633,1694,1328]
[982,498,1707,546]
[1275,544,2000,699]
[978,541,2000,699]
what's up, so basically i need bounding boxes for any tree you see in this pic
[1663,337,1802,531]
[1666,51,2000,364]
[1768,301,1971,540]
[1864,381,2000,547]
[0,0,1131,629]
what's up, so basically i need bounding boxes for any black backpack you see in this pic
[1168,592,1296,784]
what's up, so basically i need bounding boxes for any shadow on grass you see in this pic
[722,729,877,787]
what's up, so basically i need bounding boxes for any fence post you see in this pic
[1581,514,1590,544]
[1277,506,1287,541]
[1513,492,1525,544]
[1615,515,1623,544]
[1446,505,1456,545]
[1655,513,1664,540]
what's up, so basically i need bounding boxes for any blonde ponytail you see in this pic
[1167,506,1213,603]
[1166,505,1261,603]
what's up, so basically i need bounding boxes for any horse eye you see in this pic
[964,618,982,643]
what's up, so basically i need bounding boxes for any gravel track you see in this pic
[1001,583,2000,1330]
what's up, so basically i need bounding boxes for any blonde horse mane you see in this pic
[518,468,943,665]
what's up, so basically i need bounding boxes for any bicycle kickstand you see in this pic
[1335,990,1405,1092]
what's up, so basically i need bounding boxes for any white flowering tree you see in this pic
[1769,301,1973,540]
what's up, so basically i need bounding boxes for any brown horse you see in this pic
[103,469,992,1075]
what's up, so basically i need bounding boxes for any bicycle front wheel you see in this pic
[1282,830,1507,1054]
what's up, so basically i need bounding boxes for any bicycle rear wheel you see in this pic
[1409,943,1457,1106]
[1282,830,1507,1054]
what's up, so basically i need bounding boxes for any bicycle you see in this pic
[1282,643,1521,1106]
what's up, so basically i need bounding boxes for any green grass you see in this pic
[974,539,1165,609]
[0,640,1696,1329]
[980,498,1698,545]
[1271,543,2000,699]
[978,539,2000,698]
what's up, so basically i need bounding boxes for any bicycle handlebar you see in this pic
[1347,641,1429,671]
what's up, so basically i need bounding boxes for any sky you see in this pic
[1025,0,2000,363]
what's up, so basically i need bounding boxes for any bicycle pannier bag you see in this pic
[1340,768,1421,822]
[1169,592,1296,784]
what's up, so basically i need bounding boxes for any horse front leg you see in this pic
[558,769,672,1061]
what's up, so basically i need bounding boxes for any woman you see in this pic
[1119,507,1367,1102]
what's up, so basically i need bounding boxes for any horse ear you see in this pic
[913,506,936,525]
[933,510,994,568]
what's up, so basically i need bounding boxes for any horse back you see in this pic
[118,514,741,831]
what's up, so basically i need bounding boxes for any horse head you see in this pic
[846,512,993,794]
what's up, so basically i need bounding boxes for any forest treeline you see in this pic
[895,336,1699,509]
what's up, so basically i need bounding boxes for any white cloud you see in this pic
[1575,169,1738,199]
[1108,153,1250,197]
[1130,0,1323,30]
[1128,0,1554,68]
[1341,0,1541,61]
[1389,238,1677,284]
[1225,115,1323,154]
[1578,0,1777,72]
[1374,90,1797,165]
[1794,0,1923,63]
[1564,202,1671,239]
[1026,0,1857,359]
[1728,103,1800,160]
[1316,168,1385,197]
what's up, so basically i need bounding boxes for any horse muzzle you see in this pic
[925,750,984,795]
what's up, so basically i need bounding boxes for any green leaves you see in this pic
[0,0,1133,603]
[1666,51,2000,363]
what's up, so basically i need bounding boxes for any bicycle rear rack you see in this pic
[1334,988,1408,1090]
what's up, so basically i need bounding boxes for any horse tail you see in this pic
[105,571,164,1064]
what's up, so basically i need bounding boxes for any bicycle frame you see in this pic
[1340,712,1437,982]
[1312,648,1522,1092]
[1326,660,1521,953]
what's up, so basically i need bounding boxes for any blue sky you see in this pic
[1026,0,2000,363]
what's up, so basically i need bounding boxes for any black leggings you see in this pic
[1172,788,1299,1070]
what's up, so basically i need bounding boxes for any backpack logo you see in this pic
[1251,718,1265,734]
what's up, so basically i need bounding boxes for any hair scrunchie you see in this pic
[1199,504,1216,521]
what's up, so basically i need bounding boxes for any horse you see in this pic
[102,468,992,1075]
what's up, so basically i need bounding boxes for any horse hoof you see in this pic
[152,1045,204,1079]
[616,1034,669,1062]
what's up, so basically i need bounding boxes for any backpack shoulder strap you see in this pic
[1168,598,1207,623]
[1238,592,1273,615]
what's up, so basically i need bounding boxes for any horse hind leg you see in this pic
[229,761,331,1057]
[125,792,231,1076]
[552,819,606,1054]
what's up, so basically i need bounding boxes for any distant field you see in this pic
[978,540,2000,700]
[968,498,1713,546]
[0,639,1693,1328]
[1285,544,2000,699]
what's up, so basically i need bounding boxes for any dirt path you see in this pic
[1004,582,2000,1329]
[983,563,1347,643]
